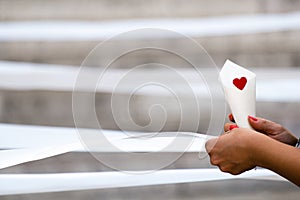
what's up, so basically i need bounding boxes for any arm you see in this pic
[252,132,300,186]
[205,128,300,187]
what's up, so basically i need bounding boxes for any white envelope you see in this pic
[219,60,256,129]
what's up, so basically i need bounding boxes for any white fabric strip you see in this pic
[0,143,81,170]
[0,123,214,152]
[0,12,300,41]
[0,123,216,169]
[0,135,213,170]
[0,168,284,195]
[0,123,118,150]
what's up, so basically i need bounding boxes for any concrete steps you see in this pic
[0,61,299,134]
[2,0,300,21]
[1,12,300,67]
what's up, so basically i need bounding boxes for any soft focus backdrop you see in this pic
[0,0,300,199]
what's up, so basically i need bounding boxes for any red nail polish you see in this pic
[229,125,238,130]
[229,114,233,121]
[248,115,258,121]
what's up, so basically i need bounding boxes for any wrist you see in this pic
[247,132,272,168]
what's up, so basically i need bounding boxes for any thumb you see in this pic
[248,115,276,134]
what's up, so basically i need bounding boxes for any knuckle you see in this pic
[261,119,271,132]
[210,157,219,166]
[230,170,241,175]
[205,138,218,153]
[205,141,211,152]
[261,119,268,126]
[219,165,229,173]
[276,124,284,131]
[265,121,281,134]
[224,123,231,131]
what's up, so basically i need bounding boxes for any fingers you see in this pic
[205,138,218,154]
[228,114,277,135]
[248,115,279,134]
[248,115,267,133]
[224,123,238,132]
[205,138,221,167]
[224,123,231,132]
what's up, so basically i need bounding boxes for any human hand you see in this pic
[205,128,262,175]
[227,114,298,146]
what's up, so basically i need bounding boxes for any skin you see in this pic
[205,115,300,187]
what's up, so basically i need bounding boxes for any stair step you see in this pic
[0,61,299,132]
[1,13,300,67]
[1,0,299,21]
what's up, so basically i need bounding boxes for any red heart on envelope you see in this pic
[233,77,247,90]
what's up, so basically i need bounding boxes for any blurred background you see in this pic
[0,0,300,199]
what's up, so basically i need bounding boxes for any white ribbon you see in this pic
[0,123,288,195]
[0,122,218,169]
[0,168,284,195]
[0,136,214,169]
[0,143,81,170]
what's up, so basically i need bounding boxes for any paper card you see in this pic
[219,60,256,129]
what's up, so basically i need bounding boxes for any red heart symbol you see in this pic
[233,77,247,90]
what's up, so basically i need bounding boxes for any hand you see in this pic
[205,128,262,175]
[227,114,298,146]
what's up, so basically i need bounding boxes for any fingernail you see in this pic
[228,114,236,123]
[229,125,238,130]
[248,115,258,121]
